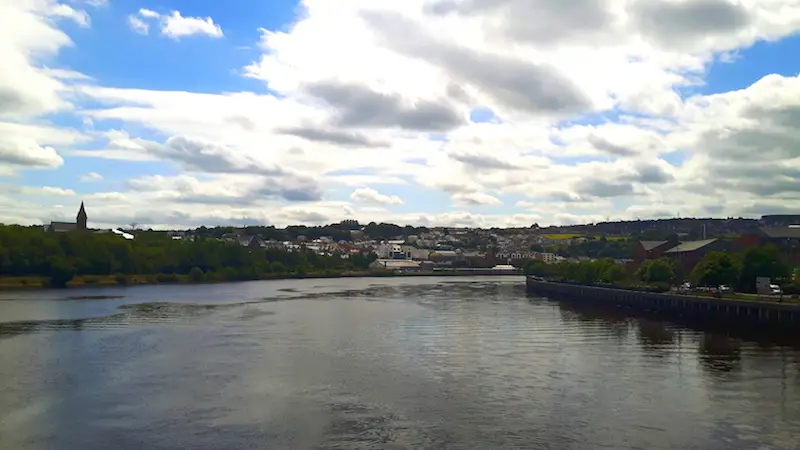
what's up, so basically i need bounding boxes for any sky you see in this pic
[2,0,800,230]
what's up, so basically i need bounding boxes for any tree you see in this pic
[0,224,383,284]
[737,244,790,292]
[48,257,76,288]
[188,267,205,282]
[690,252,741,287]
[600,264,627,283]
[524,260,553,277]
[636,259,675,283]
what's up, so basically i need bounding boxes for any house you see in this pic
[661,239,728,272]
[737,227,800,263]
[376,242,408,259]
[46,202,88,232]
[428,250,458,264]
[533,252,561,264]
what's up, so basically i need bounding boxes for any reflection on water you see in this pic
[699,334,743,374]
[0,276,799,450]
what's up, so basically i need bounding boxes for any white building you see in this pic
[369,259,421,270]
[535,252,561,264]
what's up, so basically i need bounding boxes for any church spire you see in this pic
[77,202,87,230]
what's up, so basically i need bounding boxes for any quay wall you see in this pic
[526,276,800,326]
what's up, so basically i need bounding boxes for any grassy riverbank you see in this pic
[0,270,523,291]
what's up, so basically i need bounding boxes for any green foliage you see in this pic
[554,236,635,260]
[601,264,627,283]
[0,225,378,285]
[157,273,179,283]
[48,257,76,288]
[737,244,790,292]
[529,258,629,285]
[189,222,426,243]
[114,273,129,285]
[82,275,100,284]
[524,260,553,277]
[636,258,675,283]
[690,251,741,287]
[188,267,205,282]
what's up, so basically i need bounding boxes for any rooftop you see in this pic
[760,227,800,239]
[640,240,668,251]
[663,239,718,253]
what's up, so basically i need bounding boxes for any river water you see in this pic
[1,276,799,449]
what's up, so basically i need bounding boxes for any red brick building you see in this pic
[634,237,679,263]
[635,238,729,274]
[736,227,800,263]
[661,239,728,273]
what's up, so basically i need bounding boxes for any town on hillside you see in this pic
[25,204,800,278]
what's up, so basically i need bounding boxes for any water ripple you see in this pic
[0,277,798,450]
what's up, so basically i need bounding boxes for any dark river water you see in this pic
[1,276,799,449]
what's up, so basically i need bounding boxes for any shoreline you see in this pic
[0,270,523,292]
[525,276,800,327]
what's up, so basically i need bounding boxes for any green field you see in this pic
[542,233,584,240]
[541,234,629,242]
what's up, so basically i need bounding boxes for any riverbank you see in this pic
[0,269,523,291]
[526,276,800,326]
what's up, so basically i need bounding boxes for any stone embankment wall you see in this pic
[526,277,800,326]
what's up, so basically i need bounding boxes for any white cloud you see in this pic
[71,0,108,7]
[452,192,502,206]
[161,11,223,39]
[350,187,404,205]
[1,184,75,197]
[127,15,149,34]
[5,0,800,228]
[0,0,82,120]
[128,9,224,39]
[138,8,160,19]
[80,172,103,182]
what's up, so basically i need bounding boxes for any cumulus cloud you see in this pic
[452,192,502,206]
[0,0,81,120]
[80,172,103,181]
[302,80,465,131]
[127,15,149,34]
[6,0,800,228]
[127,8,224,39]
[350,187,404,205]
[0,122,85,175]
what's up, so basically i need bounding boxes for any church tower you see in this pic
[77,202,88,230]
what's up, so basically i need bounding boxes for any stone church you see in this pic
[46,202,88,233]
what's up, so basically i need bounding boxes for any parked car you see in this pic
[718,285,731,292]
[769,284,782,295]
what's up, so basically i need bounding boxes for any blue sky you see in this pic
[3,0,800,228]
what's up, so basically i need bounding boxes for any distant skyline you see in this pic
[3,0,800,230]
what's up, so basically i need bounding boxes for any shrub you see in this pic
[114,273,129,285]
[49,259,76,288]
[188,267,205,282]
[157,273,178,283]
[82,275,100,285]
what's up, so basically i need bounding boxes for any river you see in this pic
[1,276,798,449]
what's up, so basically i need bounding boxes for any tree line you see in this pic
[524,244,793,294]
[175,221,430,243]
[0,225,377,287]
[530,236,635,260]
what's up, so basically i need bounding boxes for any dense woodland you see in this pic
[525,244,795,294]
[0,225,377,287]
